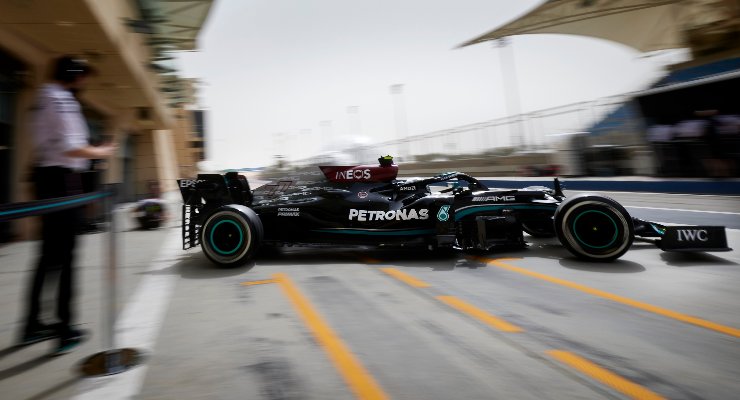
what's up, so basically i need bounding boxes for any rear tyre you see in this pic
[200,205,263,267]
[554,194,633,262]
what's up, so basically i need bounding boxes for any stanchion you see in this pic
[80,184,142,376]
[0,187,145,375]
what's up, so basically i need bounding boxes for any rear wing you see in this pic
[177,172,253,206]
[177,172,253,250]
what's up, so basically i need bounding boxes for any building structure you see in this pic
[460,0,740,177]
[0,0,213,240]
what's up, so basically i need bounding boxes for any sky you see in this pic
[177,0,685,168]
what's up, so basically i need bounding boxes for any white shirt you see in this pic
[31,83,89,171]
[647,125,674,142]
[674,120,708,139]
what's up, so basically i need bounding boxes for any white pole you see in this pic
[496,38,525,150]
[390,84,409,160]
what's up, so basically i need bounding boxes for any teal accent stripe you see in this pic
[454,204,556,221]
[650,223,665,236]
[313,228,435,236]
[209,219,244,255]
[0,192,109,218]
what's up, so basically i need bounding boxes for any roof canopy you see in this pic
[135,0,214,51]
[460,0,740,54]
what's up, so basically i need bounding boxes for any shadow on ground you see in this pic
[558,258,646,273]
[660,252,738,267]
[0,344,56,381]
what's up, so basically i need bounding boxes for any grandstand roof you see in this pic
[460,0,740,54]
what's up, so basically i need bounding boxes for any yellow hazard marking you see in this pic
[379,268,431,288]
[547,350,665,400]
[437,296,523,333]
[240,279,277,286]
[272,273,389,400]
[480,258,740,339]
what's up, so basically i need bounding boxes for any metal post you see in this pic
[80,185,142,376]
[104,185,117,350]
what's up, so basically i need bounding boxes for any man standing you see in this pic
[21,56,116,355]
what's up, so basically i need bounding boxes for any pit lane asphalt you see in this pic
[1,193,738,400]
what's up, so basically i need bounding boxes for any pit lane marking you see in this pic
[379,268,431,288]
[74,230,181,400]
[479,258,740,339]
[271,273,389,400]
[375,264,671,397]
[241,279,277,286]
[624,205,740,215]
[547,350,665,400]
[437,296,523,333]
[576,190,739,199]
[378,268,522,332]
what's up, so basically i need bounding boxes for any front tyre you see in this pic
[554,194,633,262]
[200,205,263,267]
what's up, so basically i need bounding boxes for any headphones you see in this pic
[52,56,92,83]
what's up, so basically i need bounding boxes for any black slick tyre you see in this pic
[554,194,634,262]
[200,205,263,267]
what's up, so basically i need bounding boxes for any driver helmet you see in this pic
[378,155,394,167]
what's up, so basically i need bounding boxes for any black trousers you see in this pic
[24,166,83,334]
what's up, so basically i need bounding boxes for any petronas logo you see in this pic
[437,205,450,222]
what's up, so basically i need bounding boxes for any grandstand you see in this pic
[460,0,740,177]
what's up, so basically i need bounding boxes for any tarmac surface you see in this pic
[0,190,739,400]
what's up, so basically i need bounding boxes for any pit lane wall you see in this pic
[462,177,739,196]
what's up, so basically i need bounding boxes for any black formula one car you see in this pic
[178,156,730,267]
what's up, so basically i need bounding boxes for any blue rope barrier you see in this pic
[0,190,112,222]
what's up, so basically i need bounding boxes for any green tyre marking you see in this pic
[209,219,244,255]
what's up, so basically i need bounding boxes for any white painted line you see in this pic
[74,229,181,400]
[624,205,740,216]
[568,190,740,199]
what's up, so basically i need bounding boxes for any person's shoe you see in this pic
[51,328,89,356]
[62,327,87,340]
[19,324,58,346]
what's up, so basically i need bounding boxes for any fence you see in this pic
[296,94,641,166]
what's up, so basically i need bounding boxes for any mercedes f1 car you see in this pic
[178,156,731,267]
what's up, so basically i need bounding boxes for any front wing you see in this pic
[634,219,732,252]
[657,226,732,252]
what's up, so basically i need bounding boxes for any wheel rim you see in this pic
[209,219,244,255]
[202,210,252,264]
[560,201,631,259]
[571,210,618,249]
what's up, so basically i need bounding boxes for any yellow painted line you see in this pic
[480,258,740,339]
[240,279,277,286]
[272,273,389,400]
[437,296,523,333]
[379,268,431,288]
[547,350,665,400]
[360,257,382,264]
